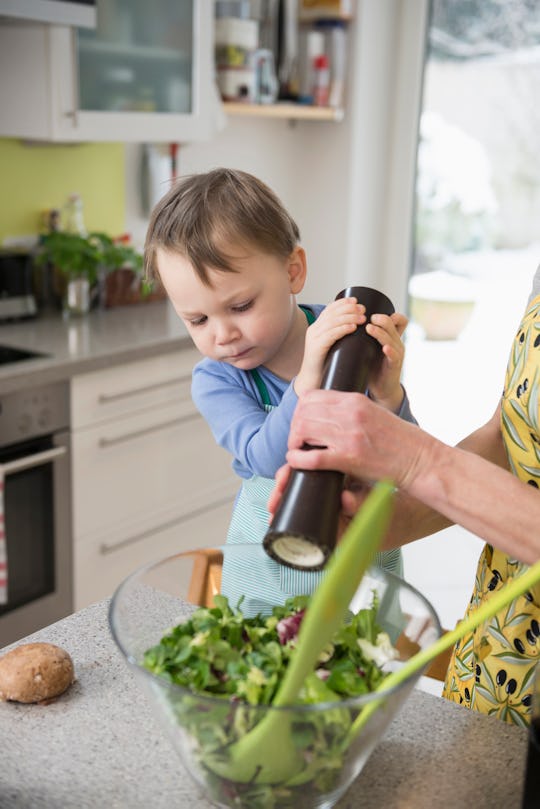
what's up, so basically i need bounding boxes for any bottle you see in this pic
[62,193,87,236]
[313,53,330,106]
[263,286,395,571]
[298,29,325,104]
[315,20,347,108]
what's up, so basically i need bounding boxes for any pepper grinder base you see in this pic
[263,532,330,571]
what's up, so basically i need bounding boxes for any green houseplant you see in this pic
[36,231,143,315]
[93,232,143,277]
[36,231,101,285]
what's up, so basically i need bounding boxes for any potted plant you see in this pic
[36,231,143,315]
[95,233,164,308]
[35,231,100,315]
[92,232,143,275]
[91,232,145,309]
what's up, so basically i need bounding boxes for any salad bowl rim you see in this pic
[108,545,443,713]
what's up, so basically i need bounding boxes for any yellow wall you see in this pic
[0,139,125,243]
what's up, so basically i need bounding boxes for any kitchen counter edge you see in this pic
[0,302,192,395]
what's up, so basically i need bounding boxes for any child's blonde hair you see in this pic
[144,168,301,285]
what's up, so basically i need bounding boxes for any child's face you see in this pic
[156,244,306,371]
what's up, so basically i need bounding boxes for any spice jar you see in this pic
[313,53,330,106]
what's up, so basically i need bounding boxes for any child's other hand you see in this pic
[365,311,408,412]
[294,297,365,396]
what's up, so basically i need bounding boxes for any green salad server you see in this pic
[347,555,540,743]
[204,479,396,784]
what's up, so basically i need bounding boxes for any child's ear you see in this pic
[287,246,307,293]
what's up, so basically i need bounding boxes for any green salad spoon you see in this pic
[347,556,540,743]
[204,479,395,784]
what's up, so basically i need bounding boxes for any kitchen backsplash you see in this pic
[0,139,125,244]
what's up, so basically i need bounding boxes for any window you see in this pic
[405,0,540,442]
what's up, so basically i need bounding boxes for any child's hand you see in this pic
[294,297,365,396]
[365,311,408,412]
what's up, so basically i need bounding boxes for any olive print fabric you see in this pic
[442,293,540,725]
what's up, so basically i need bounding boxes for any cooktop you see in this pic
[0,345,50,365]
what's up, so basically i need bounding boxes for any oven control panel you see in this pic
[0,381,69,444]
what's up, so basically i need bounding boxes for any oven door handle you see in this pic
[1,446,67,476]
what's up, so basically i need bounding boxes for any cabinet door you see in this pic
[74,499,234,610]
[0,2,216,142]
[71,350,239,610]
[71,397,237,542]
[71,350,198,429]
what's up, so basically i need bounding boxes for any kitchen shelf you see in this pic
[78,37,187,65]
[223,102,344,122]
[299,13,353,22]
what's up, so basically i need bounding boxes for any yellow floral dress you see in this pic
[442,292,540,726]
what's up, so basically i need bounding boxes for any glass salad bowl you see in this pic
[109,544,442,809]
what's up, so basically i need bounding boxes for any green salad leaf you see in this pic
[143,593,394,707]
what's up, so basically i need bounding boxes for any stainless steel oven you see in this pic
[0,380,72,647]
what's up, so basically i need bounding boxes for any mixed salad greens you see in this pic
[143,593,398,808]
[144,594,396,705]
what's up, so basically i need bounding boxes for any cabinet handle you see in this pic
[98,412,200,448]
[69,27,79,126]
[98,374,192,404]
[99,495,234,555]
[1,446,67,476]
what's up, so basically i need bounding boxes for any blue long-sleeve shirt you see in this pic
[191,303,416,479]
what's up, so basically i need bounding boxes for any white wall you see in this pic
[125,96,353,307]
[125,0,429,311]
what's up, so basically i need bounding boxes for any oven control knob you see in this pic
[17,412,33,435]
[37,409,51,430]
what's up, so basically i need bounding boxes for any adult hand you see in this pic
[268,463,372,540]
[286,389,429,489]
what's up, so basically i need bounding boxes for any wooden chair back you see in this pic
[187,548,223,608]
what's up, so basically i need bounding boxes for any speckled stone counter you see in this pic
[0,600,529,809]
[0,301,191,394]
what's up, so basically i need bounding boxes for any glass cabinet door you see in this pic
[77,0,194,115]
[48,0,214,142]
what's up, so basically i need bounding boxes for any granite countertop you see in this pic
[0,302,192,395]
[0,600,529,809]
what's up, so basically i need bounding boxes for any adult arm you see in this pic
[284,390,539,565]
[368,402,509,546]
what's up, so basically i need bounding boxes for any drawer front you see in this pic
[71,349,199,429]
[74,499,234,610]
[71,399,237,541]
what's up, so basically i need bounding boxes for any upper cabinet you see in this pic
[0,0,97,27]
[0,0,216,142]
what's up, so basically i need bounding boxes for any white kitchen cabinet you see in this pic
[70,349,238,610]
[74,499,235,609]
[0,1,216,142]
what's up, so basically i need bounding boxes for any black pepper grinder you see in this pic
[263,286,395,571]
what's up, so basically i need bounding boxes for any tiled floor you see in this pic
[400,249,538,694]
